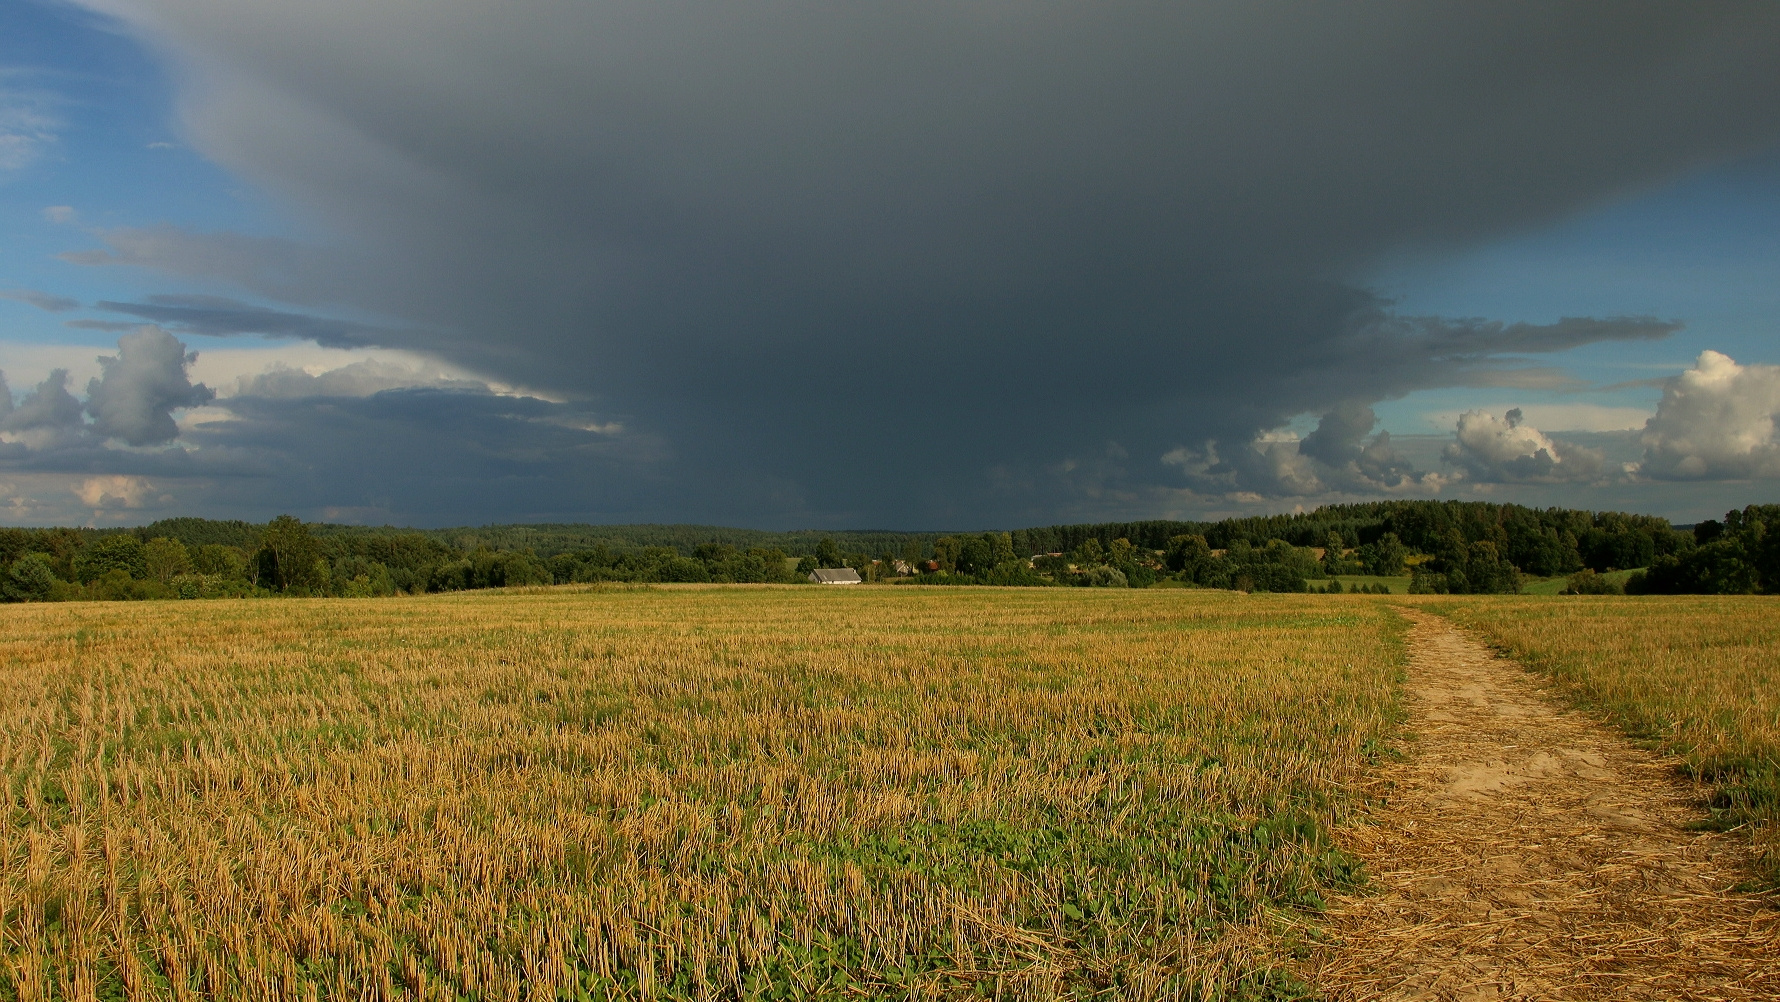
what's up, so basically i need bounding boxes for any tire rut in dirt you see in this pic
[1311,608,1778,1001]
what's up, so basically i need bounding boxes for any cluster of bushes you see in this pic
[1165,535,1312,592]
[1561,569,1624,595]
[1314,580,1392,595]
[929,531,1384,593]
[1626,505,1780,595]
[932,500,1707,595]
[914,532,1156,587]
[2,531,261,602]
[1406,539,1524,595]
[931,499,1721,595]
[1024,536,1155,587]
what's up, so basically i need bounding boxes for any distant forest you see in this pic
[3,500,1777,602]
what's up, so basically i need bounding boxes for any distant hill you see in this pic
[136,519,949,558]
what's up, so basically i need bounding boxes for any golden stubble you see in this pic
[0,587,1405,1000]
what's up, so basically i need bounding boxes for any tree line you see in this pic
[0,516,820,602]
[1623,505,1780,595]
[2,499,1774,602]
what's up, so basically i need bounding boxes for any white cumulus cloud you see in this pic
[74,474,157,509]
[231,358,486,399]
[1164,403,1439,498]
[1638,350,1780,479]
[0,329,215,451]
[0,368,86,451]
[1443,407,1604,483]
[84,327,216,446]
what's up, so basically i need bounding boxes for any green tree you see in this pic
[900,540,924,571]
[1084,565,1128,587]
[1629,540,1757,594]
[931,536,962,572]
[958,535,994,574]
[654,556,710,583]
[814,537,841,568]
[0,528,29,567]
[873,549,900,578]
[988,532,1017,567]
[1561,569,1622,595]
[1360,532,1406,576]
[2,554,60,602]
[1107,537,1136,566]
[144,537,192,584]
[256,515,326,592]
[192,544,249,579]
[1165,534,1211,572]
[73,535,147,582]
[1073,538,1105,566]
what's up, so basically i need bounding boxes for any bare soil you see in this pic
[1311,609,1779,1000]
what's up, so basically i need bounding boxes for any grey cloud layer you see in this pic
[0,330,655,524]
[92,295,393,347]
[1,289,79,312]
[230,359,486,400]
[58,1,1780,524]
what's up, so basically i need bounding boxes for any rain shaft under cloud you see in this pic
[38,1,1780,524]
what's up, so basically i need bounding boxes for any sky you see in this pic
[2,1,1779,529]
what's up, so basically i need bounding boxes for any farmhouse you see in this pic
[808,568,863,584]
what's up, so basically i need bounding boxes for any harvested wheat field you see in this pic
[1312,609,1780,1001]
[0,587,1405,1000]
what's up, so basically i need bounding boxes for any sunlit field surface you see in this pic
[1435,596,1780,887]
[0,588,1404,1001]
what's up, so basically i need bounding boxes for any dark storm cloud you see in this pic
[61,224,355,305]
[0,331,657,524]
[1298,404,1421,493]
[94,294,389,347]
[169,390,664,524]
[61,0,1780,523]
[1,386,664,526]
